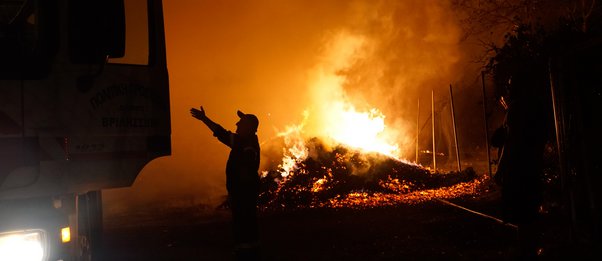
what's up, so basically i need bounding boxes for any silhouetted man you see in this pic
[496,74,549,259]
[190,106,260,260]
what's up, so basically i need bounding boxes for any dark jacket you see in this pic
[213,126,260,195]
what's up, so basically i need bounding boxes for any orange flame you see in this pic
[275,31,405,163]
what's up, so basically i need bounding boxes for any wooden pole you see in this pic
[481,72,492,178]
[432,89,436,170]
[416,99,420,163]
[450,84,461,172]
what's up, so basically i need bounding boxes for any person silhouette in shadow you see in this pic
[191,106,261,260]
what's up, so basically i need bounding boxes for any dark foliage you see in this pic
[485,20,593,100]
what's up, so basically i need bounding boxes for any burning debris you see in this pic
[254,27,479,210]
[259,138,482,209]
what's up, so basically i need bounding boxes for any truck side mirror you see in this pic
[68,0,125,64]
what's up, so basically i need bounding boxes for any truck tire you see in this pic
[77,190,103,261]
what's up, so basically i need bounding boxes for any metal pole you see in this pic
[416,99,420,163]
[549,60,566,198]
[481,71,492,178]
[548,59,576,240]
[432,89,437,170]
[437,199,517,229]
[450,84,461,172]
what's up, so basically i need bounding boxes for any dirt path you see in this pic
[102,200,524,260]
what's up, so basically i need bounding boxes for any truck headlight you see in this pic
[0,230,47,261]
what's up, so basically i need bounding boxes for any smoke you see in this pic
[302,1,462,159]
[104,0,467,213]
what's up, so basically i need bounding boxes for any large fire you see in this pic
[259,21,474,210]
[305,32,401,158]
[323,104,399,158]
[270,31,405,178]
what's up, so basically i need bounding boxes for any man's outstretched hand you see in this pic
[190,106,206,120]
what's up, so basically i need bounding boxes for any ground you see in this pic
[101,187,596,260]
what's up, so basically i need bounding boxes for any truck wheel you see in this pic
[78,190,103,261]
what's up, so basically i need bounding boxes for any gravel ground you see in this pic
[102,188,599,260]
[102,200,521,260]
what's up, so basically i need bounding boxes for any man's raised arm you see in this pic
[190,106,222,134]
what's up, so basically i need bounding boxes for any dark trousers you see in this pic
[229,192,260,260]
[229,192,259,245]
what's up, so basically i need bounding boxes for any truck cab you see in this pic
[0,0,170,260]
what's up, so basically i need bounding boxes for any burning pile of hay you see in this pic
[259,138,481,209]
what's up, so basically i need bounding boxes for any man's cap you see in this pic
[237,110,259,131]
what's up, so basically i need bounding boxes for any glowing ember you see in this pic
[323,178,485,209]
[259,138,482,210]
[311,177,328,193]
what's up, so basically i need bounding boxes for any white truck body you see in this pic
[0,0,170,260]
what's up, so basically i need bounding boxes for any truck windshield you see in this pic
[108,0,149,65]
